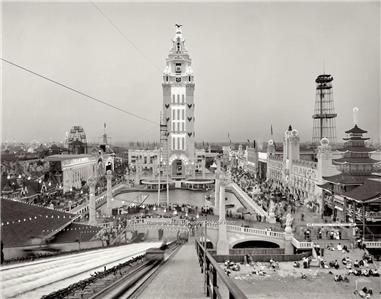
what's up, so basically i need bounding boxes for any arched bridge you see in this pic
[206,223,286,248]
[125,218,313,250]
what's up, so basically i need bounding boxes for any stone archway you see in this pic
[168,154,189,178]
[172,159,184,177]
[232,240,280,249]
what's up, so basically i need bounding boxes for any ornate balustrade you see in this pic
[291,236,314,249]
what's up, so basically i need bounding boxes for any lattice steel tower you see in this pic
[312,74,337,144]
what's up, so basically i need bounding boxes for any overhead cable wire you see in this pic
[90,1,162,72]
[1,58,159,126]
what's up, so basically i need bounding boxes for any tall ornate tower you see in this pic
[312,74,337,145]
[162,25,195,178]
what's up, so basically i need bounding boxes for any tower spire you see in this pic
[353,107,359,125]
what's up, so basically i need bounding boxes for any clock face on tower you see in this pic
[176,77,181,82]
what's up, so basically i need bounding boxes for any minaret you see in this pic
[312,74,337,144]
[162,25,195,178]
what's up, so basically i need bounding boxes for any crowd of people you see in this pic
[230,166,302,228]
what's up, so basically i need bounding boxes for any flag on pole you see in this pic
[271,124,273,137]
[104,123,106,129]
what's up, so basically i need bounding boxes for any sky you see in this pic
[1,1,380,145]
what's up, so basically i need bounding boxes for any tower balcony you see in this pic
[312,113,337,119]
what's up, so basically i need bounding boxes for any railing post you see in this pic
[206,259,210,297]
[212,267,217,299]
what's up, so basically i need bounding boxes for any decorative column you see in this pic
[202,158,206,178]
[214,166,221,216]
[106,170,113,216]
[217,175,229,255]
[88,176,97,226]
[343,197,347,222]
[268,199,276,224]
[135,157,141,185]
[284,213,294,255]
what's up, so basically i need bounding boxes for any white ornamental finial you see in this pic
[353,107,359,125]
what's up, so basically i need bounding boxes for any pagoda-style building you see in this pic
[320,123,381,241]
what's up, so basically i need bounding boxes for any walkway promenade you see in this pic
[138,240,206,299]
[228,182,268,217]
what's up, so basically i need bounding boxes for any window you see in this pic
[177,95,180,103]
[172,109,176,120]
[181,123,184,131]
[177,110,180,119]
[172,94,175,103]
[181,110,185,120]
[166,76,169,82]
[182,138,185,150]
[176,63,181,74]
[189,76,191,81]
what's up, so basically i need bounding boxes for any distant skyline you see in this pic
[2,1,380,145]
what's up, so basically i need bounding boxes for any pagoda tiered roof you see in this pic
[341,178,381,203]
[343,136,370,141]
[333,157,379,164]
[322,174,379,185]
[345,124,368,134]
[338,146,374,153]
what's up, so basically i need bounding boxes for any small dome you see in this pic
[320,137,329,146]
[268,140,274,146]
[291,129,298,136]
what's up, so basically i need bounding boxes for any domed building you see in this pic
[67,126,88,154]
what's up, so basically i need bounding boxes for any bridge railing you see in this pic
[207,223,285,240]
[195,240,248,299]
[363,241,381,248]
[71,182,125,215]
[228,182,268,217]
[291,236,314,249]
